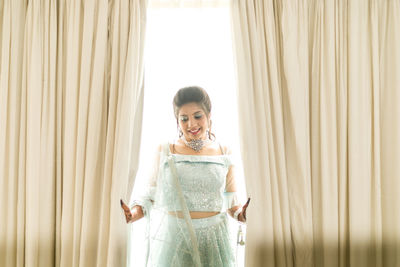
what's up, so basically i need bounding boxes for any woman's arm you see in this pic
[223,146,250,223]
[120,145,163,223]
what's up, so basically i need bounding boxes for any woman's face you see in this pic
[178,102,210,141]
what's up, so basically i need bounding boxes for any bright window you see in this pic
[130,5,246,266]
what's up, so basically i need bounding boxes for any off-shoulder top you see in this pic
[159,152,232,212]
[133,143,238,214]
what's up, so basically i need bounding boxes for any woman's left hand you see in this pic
[238,198,250,222]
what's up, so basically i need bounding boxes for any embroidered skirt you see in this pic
[147,212,235,267]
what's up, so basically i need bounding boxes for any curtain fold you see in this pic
[0,0,147,266]
[231,0,400,266]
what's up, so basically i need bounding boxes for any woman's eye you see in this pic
[194,115,202,119]
[180,117,188,122]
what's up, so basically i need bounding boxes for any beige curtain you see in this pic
[0,0,147,266]
[231,1,400,267]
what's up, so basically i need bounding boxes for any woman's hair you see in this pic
[172,86,212,119]
[172,86,215,140]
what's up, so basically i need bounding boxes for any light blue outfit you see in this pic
[134,143,237,267]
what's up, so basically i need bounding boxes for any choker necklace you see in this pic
[182,137,212,152]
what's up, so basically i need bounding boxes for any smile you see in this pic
[188,128,201,135]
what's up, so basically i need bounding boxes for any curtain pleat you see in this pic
[380,2,400,266]
[0,0,147,266]
[231,0,400,266]
[0,1,27,267]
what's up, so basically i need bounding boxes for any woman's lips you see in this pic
[188,128,201,135]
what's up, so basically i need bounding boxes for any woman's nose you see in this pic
[188,118,196,128]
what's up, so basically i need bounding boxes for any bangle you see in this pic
[233,208,242,220]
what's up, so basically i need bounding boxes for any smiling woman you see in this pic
[126,4,247,267]
[122,86,248,266]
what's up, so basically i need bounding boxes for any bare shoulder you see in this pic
[154,143,168,156]
[168,140,184,154]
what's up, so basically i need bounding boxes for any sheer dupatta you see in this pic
[133,144,202,267]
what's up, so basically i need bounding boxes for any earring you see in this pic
[178,128,183,138]
[208,120,212,140]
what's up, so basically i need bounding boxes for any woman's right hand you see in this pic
[120,199,144,223]
[120,199,133,223]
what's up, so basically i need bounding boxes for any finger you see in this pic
[120,199,127,209]
[123,206,130,213]
[124,211,132,218]
[120,199,129,209]
[122,204,130,211]
[125,212,133,223]
[242,207,247,215]
[124,210,132,216]
[242,199,250,221]
[242,198,251,209]
[242,209,247,221]
[243,207,247,215]
[120,200,130,212]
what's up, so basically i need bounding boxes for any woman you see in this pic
[121,86,250,267]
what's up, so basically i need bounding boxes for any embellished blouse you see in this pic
[133,143,239,214]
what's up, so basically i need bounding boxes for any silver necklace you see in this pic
[181,137,211,152]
